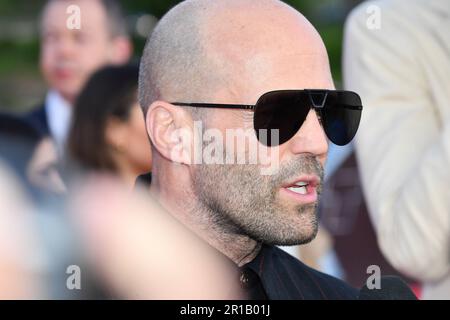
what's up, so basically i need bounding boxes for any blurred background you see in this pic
[0,0,362,113]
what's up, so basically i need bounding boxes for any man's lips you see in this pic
[54,68,75,80]
[280,175,320,204]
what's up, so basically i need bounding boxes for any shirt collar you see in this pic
[243,244,308,299]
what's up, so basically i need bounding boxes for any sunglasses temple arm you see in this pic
[171,102,255,110]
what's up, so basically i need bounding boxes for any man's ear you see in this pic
[109,37,133,65]
[145,101,193,165]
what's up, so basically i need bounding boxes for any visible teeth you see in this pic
[287,186,308,195]
[295,181,309,187]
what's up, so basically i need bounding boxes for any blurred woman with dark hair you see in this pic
[68,65,151,187]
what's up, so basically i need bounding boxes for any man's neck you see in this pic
[150,175,262,267]
[195,218,262,267]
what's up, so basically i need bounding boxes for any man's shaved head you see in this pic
[138,0,329,114]
[139,0,217,116]
[140,0,332,254]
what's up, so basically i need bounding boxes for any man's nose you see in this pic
[287,110,328,163]
[55,37,76,58]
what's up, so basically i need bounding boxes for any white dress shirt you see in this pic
[45,90,73,156]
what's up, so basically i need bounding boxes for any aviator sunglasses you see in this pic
[172,89,363,147]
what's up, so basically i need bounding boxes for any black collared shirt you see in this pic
[240,244,358,300]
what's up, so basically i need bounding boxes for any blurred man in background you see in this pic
[26,0,132,153]
[344,0,450,299]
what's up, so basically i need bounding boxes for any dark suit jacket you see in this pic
[242,244,358,300]
[24,104,49,136]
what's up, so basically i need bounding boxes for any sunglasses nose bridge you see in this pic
[307,90,328,109]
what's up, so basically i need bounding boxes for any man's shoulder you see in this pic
[23,103,49,136]
[267,245,359,299]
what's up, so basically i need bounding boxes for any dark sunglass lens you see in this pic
[254,91,310,147]
[320,91,362,146]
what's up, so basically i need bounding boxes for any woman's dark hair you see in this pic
[68,64,139,172]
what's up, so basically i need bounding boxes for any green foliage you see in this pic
[0,40,40,73]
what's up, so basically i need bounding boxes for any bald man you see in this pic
[139,0,360,299]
